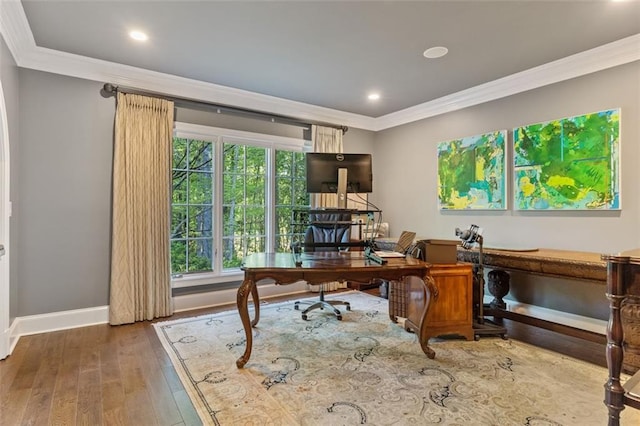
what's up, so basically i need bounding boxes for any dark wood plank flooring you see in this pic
[0,288,606,425]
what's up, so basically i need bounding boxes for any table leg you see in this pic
[236,277,256,368]
[250,282,260,327]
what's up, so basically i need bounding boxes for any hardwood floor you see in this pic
[0,288,606,425]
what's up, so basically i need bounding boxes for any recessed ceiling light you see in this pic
[129,30,148,42]
[368,93,380,101]
[423,46,448,59]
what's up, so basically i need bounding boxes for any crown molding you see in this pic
[373,34,640,131]
[2,1,638,132]
[0,0,34,60]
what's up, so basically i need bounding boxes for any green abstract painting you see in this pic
[437,130,507,210]
[514,109,620,210]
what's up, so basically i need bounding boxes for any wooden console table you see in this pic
[456,247,606,282]
[603,250,640,425]
[457,247,608,342]
[236,252,436,368]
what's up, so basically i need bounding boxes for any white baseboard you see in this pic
[12,305,110,339]
[486,296,607,335]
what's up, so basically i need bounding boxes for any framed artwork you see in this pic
[437,130,507,210]
[513,108,620,210]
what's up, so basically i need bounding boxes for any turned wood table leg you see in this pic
[236,277,256,368]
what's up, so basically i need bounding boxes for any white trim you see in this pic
[1,2,637,132]
[8,317,18,355]
[171,272,244,289]
[0,61,11,360]
[174,122,307,151]
[7,283,310,351]
[11,306,110,338]
[173,282,309,312]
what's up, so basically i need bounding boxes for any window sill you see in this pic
[171,271,244,288]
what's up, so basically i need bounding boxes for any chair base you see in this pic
[294,299,351,321]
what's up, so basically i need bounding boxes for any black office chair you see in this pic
[294,212,352,320]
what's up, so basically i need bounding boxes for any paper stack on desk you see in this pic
[374,251,406,258]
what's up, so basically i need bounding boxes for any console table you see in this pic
[456,247,609,341]
[236,252,436,368]
[456,247,606,282]
[603,250,640,425]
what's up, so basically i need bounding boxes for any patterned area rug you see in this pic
[154,291,638,425]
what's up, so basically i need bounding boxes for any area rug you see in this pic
[154,291,638,425]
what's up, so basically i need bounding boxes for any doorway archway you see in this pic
[0,79,11,359]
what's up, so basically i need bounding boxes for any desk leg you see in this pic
[236,277,257,368]
[250,283,260,327]
[417,274,438,359]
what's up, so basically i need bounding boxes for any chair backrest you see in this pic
[394,231,416,253]
[304,212,352,252]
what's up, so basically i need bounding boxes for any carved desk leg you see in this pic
[236,276,256,368]
[250,282,260,327]
[417,273,438,359]
[605,260,626,426]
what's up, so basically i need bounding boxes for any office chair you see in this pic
[294,212,353,320]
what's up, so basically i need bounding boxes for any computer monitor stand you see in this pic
[336,167,348,209]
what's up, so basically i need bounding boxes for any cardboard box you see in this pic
[418,239,459,264]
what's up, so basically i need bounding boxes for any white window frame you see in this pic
[171,122,310,288]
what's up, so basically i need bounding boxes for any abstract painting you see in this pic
[437,130,507,210]
[513,109,620,210]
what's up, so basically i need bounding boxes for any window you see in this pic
[170,123,310,286]
[171,137,214,274]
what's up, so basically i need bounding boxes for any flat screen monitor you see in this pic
[306,153,373,208]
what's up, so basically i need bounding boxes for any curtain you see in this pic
[109,93,175,325]
[310,125,347,291]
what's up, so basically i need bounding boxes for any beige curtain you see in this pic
[109,93,175,325]
[310,125,347,291]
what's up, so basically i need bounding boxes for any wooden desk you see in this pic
[236,252,436,368]
[603,249,640,425]
[389,263,474,341]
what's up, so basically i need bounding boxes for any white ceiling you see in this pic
[2,1,639,131]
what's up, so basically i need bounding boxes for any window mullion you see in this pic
[213,136,223,273]
[266,148,276,253]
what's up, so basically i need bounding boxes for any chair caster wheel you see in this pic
[301,314,308,321]
[337,315,342,321]
[294,305,300,310]
[346,306,351,311]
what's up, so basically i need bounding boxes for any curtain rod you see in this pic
[100,83,348,134]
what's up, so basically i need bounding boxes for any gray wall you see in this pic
[372,62,640,319]
[17,70,114,316]
[0,36,19,321]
